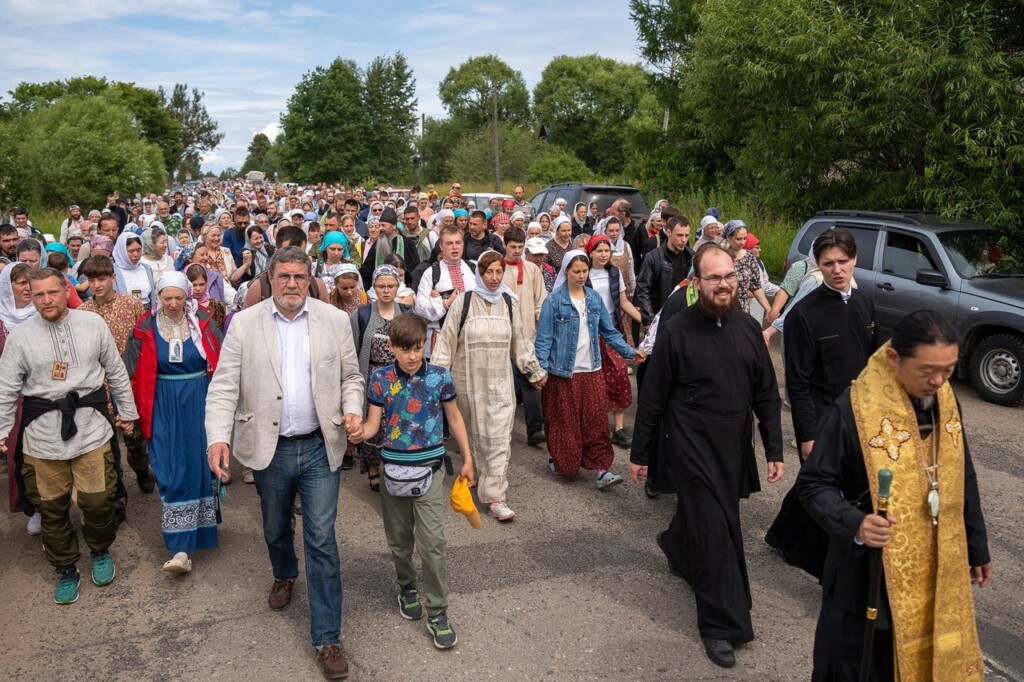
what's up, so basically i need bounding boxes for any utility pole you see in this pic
[492,82,501,192]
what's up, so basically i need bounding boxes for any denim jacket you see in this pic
[535,286,635,379]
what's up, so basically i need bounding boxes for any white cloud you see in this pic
[258,122,281,140]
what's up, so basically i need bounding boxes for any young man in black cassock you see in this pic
[766,228,879,578]
[629,245,784,669]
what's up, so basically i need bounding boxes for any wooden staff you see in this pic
[860,468,893,682]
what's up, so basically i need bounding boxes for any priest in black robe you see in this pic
[629,245,784,668]
[766,228,878,578]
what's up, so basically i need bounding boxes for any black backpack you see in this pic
[458,290,513,338]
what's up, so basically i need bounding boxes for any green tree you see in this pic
[418,116,471,182]
[13,95,165,208]
[219,167,239,180]
[5,76,111,112]
[448,122,544,182]
[532,55,655,174]
[363,53,418,182]
[241,132,275,176]
[160,83,224,179]
[278,59,372,183]
[526,145,594,185]
[438,55,530,128]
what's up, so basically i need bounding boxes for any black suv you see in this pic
[785,210,1024,406]
[529,183,648,222]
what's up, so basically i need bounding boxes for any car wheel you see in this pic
[969,334,1024,407]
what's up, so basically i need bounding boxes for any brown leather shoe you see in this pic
[316,644,349,679]
[268,579,295,611]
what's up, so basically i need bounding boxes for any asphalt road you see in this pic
[2,346,1022,681]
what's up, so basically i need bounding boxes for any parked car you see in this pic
[785,210,1024,406]
[529,183,649,223]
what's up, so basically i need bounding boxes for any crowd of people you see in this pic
[0,182,992,680]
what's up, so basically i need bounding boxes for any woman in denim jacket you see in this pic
[535,250,636,489]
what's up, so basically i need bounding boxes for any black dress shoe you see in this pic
[702,638,736,668]
[527,430,546,447]
[656,531,685,579]
[340,455,354,471]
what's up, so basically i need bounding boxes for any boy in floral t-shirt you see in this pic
[362,313,474,650]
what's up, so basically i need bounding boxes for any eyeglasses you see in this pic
[699,273,738,285]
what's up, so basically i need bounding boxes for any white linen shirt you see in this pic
[272,300,319,436]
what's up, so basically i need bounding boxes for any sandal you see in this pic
[368,470,381,493]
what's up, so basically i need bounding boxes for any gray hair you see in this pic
[268,246,311,275]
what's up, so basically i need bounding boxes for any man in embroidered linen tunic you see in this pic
[797,310,990,681]
[0,267,139,603]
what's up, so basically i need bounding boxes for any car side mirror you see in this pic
[916,269,948,288]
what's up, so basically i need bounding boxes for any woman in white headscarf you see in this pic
[122,271,224,575]
[1,263,41,532]
[112,231,157,309]
[141,225,175,282]
[431,251,546,523]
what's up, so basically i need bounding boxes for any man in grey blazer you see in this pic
[206,246,364,680]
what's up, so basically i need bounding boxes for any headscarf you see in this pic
[744,233,760,250]
[154,271,206,360]
[90,234,114,253]
[140,228,161,260]
[324,262,362,301]
[723,219,747,239]
[319,231,350,260]
[184,263,210,305]
[45,242,74,268]
[584,233,610,256]
[372,264,401,285]
[551,215,572,244]
[573,202,587,220]
[113,232,144,271]
[537,212,554,241]
[244,226,271,277]
[510,211,526,225]
[594,217,626,255]
[472,251,518,304]
[175,243,198,272]
[0,263,38,334]
[17,238,47,269]
[552,249,588,292]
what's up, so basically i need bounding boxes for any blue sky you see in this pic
[0,1,643,173]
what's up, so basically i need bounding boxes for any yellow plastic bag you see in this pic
[449,475,481,529]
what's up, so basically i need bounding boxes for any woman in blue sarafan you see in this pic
[123,271,224,574]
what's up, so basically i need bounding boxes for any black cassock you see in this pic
[767,285,878,579]
[631,304,783,643]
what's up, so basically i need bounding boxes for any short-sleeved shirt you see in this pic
[367,361,457,464]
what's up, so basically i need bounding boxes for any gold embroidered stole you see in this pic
[850,344,983,681]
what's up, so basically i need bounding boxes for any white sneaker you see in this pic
[596,471,623,490]
[488,501,516,522]
[243,467,254,484]
[162,552,192,574]
[27,512,42,536]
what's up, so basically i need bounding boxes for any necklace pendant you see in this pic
[928,487,940,526]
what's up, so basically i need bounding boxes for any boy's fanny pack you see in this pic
[383,460,444,498]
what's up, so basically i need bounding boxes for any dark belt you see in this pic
[278,427,322,442]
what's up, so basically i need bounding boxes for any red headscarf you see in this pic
[584,233,610,254]
[744,233,760,250]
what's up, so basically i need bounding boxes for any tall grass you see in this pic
[20,206,68,239]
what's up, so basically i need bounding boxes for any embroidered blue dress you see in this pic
[150,331,220,553]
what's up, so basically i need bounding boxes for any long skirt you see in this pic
[150,333,220,555]
[600,339,632,412]
[543,370,614,477]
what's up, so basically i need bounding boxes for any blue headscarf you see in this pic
[319,230,350,259]
[45,242,74,267]
[723,219,748,239]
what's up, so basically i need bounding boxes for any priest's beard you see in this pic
[911,395,935,412]
[697,286,739,319]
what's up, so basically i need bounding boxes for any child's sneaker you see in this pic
[54,565,80,605]
[596,470,623,490]
[426,612,458,649]
[398,585,423,620]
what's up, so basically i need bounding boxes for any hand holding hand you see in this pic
[628,462,648,485]
[857,513,898,548]
[343,413,364,444]
[116,418,135,435]
[532,376,547,389]
[208,442,231,479]
[632,350,647,366]
[767,461,784,483]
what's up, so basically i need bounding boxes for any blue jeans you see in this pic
[253,434,342,648]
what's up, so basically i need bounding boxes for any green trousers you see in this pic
[380,467,449,616]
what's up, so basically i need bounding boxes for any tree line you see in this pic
[0,77,222,209]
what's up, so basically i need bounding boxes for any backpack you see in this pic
[458,290,513,338]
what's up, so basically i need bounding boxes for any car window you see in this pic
[882,231,940,279]
[938,229,1021,278]
[797,223,878,270]
[582,189,647,218]
[531,190,550,216]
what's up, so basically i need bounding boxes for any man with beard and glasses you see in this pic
[628,244,784,669]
